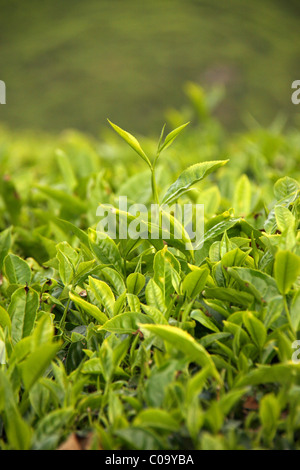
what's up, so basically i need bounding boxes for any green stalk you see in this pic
[284,295,296,338]
[151,167,159,206]
[59,297,71,331]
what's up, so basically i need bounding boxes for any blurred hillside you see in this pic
[0,0,299,136]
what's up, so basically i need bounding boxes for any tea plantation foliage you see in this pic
[0,87,300,450]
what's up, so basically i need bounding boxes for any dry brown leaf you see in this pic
[58,433,82,451]
[243,396,259,411]
[58,432,100,451]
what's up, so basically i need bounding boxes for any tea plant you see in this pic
[0,86,300,450]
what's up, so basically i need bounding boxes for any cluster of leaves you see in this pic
[0,86,300,450]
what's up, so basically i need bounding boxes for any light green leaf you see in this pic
[291,290,300,332]
[133,408,180,431]
[0,371,32,449]
[243,311,267,350]
[141,304,168,325]
[102,267,126,295]
[99,312,154,334]
[89,277,115,317]
[55,149,77,191]
[259,393,280,440]
[0,227,11,271]
[54,218,90,247]
[107,119,152,168]
[19,342,61,390]
[204,286,254,307]
[140,324,221,382]
[4,254,31,285]
[197,186,221,217]
[191,309,220,332]
[34,407,75,443]
[235,363,300,387]
[8,287,39,344]
[36,185,87,215]
[186,365,211,403]
[31,315,54,350]
[153,246,181,302]
[158,122,189,153]
[127,272,145,295]
[0,305,11,333]
[233,174,252,217]
[274,250,300,295]
[228,267,279,302]
[69,292,108,324]
[161,160,228,205]
[88,229,123,274]
[274,176,299,200]
[115,427,162,451]
[127,293,141,312]
[145,279,166,313]
[275,206,295,232]
[57,251,74,286]
[182,266,209,298]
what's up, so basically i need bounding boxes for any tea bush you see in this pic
[0,86,300,450]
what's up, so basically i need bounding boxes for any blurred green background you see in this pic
[0,0,299,136]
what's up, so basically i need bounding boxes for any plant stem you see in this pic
[151,167,159,206]
[59,297,71,331]
[19,390,29,415]
[284,295,296,338]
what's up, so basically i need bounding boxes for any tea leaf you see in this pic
[108,120,152,168]
[274,250,300,295]
[161,160,228,205]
